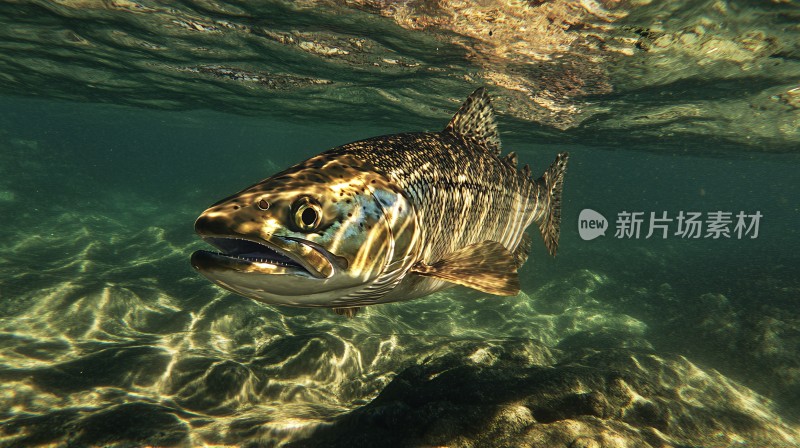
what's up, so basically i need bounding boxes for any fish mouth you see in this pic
[191,235,334,279]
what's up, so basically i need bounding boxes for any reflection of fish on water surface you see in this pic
[192,88,568,317]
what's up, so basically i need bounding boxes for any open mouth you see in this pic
[203,237,305,268]
[192,234,334,279]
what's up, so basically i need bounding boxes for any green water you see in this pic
[1,1,800,447]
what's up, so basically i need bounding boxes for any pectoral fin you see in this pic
[411,241,520,296]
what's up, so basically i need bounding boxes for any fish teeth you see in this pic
[226,236,297,261]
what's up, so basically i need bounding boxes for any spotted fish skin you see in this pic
[192,88,568,316]
[331,128,566,305]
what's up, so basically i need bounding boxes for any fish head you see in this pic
[192,154,420,307]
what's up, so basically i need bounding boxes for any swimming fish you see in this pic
[192,88,568,317]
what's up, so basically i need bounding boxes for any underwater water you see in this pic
[1,1,799,447]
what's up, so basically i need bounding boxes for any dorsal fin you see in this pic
[522,163,531,178]
[444,87,502,155]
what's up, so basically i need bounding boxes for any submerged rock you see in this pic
[289,342,800,448]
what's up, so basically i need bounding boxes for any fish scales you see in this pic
[337,132,541,266]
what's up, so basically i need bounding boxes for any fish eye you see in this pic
[257,199,270,211]
[293,199,322,231]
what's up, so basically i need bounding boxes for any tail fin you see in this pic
[536,152,569,256]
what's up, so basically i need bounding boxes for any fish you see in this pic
[192,88,568,318]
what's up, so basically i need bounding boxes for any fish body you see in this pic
[192,88,568,316]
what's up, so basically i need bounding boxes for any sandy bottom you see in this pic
[0,196,799,447]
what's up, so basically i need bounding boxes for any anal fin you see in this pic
[410,241,520,296]
[513,232,533,268]
[332,307,360,318]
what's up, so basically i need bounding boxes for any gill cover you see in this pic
[194,153,420,306]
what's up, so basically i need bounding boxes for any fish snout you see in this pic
[194,211,234,237]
